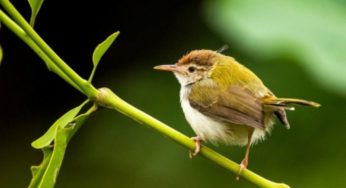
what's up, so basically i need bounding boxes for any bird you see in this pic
[154,49,320,176]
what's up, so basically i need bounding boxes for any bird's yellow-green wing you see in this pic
[188,79,264,130]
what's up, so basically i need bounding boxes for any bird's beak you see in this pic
[154,64,184,74]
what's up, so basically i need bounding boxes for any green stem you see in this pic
[0,0,98,98]
[97,88,290,188]
[88,65,97,83]
[0,10,82,92]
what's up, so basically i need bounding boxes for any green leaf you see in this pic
[92,31,119,66]
[28,104,96,188]
[204,0,346,95]
[89,31,119,82]
[28,147,53,188]
[0,45,3,65]
[28,0,45,27]
[35,126,71,188]
[60,108,94,143]
[28,126,71,188]
[31,100,89,149]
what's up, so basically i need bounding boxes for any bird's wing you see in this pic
[188,80,264,130]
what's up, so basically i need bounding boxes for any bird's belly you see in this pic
[181,98,267,146]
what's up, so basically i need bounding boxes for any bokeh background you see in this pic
[1,0,346,187]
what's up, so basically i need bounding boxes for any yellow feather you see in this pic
[209,55,270,98]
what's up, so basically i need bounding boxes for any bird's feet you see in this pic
[236,158,248,180]
[189,136,202,158]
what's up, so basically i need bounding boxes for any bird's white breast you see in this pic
[179,86,270,146]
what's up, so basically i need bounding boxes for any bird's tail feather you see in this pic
[263,97,320,129]
[263,97,321,108]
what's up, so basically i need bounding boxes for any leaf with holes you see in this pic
[31,100,89,149]
[28,104,95,188]
[28,147,53,188]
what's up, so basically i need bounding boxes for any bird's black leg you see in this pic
[237,128,255,180]
[189,136,202,158]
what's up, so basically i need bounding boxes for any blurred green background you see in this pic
[0,0,345,187]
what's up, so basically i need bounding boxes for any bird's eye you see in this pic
[188,66,196,73]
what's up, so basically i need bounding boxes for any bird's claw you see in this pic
[236,158,248,180]
[189,136,202,159]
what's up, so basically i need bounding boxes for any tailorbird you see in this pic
[154,49,320,176]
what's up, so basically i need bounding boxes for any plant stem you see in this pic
[0,10,82,92]
[97,88,290,188]
[88,65,97,83]
[0,0,98,98]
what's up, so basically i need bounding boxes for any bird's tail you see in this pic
[263,97,321,108]
[263,97,320,129]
